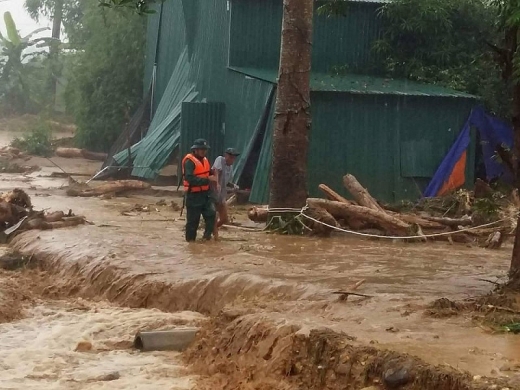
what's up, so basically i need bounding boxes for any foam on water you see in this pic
[0,299,204,389]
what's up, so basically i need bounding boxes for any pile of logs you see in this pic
[0,188,87,240]
[248,174,508,248]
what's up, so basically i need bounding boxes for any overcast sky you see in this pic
[0,0,50,38]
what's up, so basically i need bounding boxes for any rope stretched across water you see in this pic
[263,205,512,240]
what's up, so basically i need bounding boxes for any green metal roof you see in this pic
[229,67,477,98]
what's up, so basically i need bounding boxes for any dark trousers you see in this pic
[185,192,216,241]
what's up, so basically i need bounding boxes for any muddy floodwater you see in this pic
[0,298,202,389]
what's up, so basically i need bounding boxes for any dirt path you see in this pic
[1,147,519,388]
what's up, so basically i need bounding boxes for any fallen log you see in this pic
[44,211,65,222]
[302,206,338,237]
[247,206,268,223]
[307,198,410,235]
[26,216,85,230]
[56,147,107,161]
[392,212,445,230]
[342,174,384,212]
[66,180,151,197]
[424,215,472,227]
[318,184,352,204]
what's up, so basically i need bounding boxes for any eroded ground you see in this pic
[0,125,519,388]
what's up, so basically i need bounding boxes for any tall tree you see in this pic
[494,0,520,285]
[269,0,314,209]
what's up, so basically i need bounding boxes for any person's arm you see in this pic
[212,157,224,192]
[184,159,210,187]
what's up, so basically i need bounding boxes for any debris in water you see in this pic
[66,179,151,197]
[75,340,93,352]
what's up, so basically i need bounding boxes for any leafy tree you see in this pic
[64,3,146,152]
[0,11,55,114]
[374,0,508,118]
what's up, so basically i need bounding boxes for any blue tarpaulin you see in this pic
[424,106,513,197]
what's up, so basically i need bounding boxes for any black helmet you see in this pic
[191,138,210,150]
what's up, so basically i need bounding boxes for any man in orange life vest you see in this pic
[181,139,217,241]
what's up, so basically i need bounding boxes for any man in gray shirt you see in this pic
[212,147,240,239]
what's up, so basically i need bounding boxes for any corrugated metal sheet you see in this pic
[230,67,476,98]
[132,0,272,180]
[249,94,276,204]
[228,0,384,73]
[250,92,475,204]
[180,102,225,164]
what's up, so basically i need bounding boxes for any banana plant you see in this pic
[0,11,57,112]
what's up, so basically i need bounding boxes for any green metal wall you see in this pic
[142,0,273,179]
[250,92,475,204]
[229,0,383,72]
[180,102,226,164]
[145,0,477,202]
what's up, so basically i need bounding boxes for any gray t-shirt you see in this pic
[212,156,233,203]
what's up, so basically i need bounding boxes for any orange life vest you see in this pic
[181,153,210,193]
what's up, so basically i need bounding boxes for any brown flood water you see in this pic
[0,128,520,381]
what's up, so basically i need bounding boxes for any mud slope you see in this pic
[186,314,514,390]
[10,230,325,315]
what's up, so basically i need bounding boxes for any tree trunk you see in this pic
[48,0,64,108]
[511,82,520,282]
[269,0,313,209]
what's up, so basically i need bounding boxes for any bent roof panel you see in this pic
[229,67,477,98]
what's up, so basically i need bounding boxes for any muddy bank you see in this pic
[0,269,32,322]
[186,313,515,390]
[9,229,324,315]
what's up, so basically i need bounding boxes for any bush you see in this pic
[11,122,54,157]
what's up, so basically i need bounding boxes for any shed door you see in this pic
[180,102,226,164]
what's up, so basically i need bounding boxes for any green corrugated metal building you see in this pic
[124,0,477,203]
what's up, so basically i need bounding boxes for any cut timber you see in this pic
[56,147,107,161]
[318,184,365,228]
[318,184,352,204]
[307,198,410,235]
[425,215,472,227]
[342,174,384,212]
[394,213,445,229]
[302,206,338,237]
[247,206,268,223]
[66,180,151,197]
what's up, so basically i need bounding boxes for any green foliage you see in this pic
[0,12,57,114]
[11,121,54,157]
[64,3,146,152]
[319,0,512,118]
[98,0,157,15]
[373,0,508,117]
